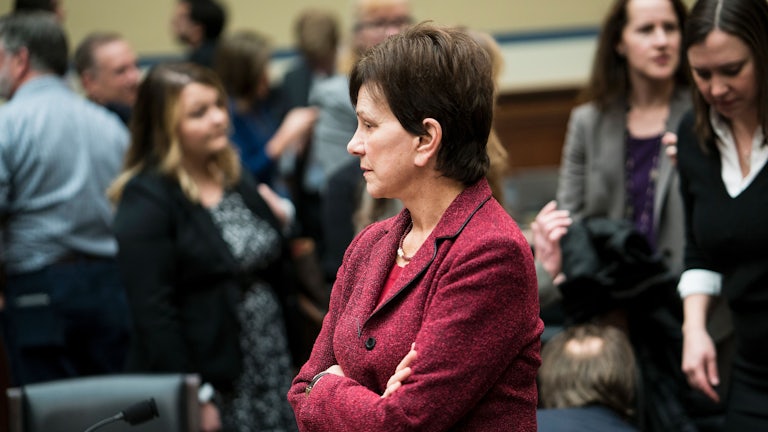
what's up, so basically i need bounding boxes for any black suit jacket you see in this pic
[113,169,289,390]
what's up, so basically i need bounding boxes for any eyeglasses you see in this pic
[354,16,414,32]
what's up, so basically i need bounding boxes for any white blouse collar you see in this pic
[710,108,768,198]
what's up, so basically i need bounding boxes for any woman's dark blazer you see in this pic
[112,168,289,390]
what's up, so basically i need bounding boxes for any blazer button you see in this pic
[365,337,376,350]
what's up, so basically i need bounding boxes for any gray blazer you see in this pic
[556,87,691,275]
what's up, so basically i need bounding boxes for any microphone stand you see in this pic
[83,413,124,432]
[83,398,159,432]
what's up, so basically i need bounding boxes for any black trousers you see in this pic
[1,258,131,385]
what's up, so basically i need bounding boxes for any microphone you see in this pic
[83,398,159,432]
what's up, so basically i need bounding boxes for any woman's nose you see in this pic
[347,130,364,156]
[653,27,669,46]
[710,77,729,98]
[212,106,228,125]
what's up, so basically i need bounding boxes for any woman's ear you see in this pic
[414,118,442,167]
[9,46,31,83]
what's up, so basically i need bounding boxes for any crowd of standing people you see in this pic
[1,0,768,431]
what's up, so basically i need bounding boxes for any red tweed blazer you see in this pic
[288,179,543,431]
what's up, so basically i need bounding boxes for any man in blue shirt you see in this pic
[0,12,131,385]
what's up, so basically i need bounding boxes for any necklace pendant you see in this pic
[397,247,405,258]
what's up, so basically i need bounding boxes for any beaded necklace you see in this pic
[397,221,414,262]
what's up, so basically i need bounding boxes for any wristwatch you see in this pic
[305,372,331,395]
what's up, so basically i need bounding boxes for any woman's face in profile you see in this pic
[347,84,418,199]
[175,82,230,163]
[617,0,681,84]
[687,29,758,122]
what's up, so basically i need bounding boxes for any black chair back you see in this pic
[6,373,199,432]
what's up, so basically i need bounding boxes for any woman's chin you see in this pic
[365,183,388,200]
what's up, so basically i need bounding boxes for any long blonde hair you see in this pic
[108,63,241,203]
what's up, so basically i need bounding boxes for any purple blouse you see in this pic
[625,133,661,250]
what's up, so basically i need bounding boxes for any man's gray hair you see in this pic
[0,11,68,76]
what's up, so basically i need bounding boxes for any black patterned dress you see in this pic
[208,191,298,432]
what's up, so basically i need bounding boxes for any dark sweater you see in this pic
[677,111,768,368]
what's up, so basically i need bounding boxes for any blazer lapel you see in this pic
[654,143,673,227]
[184,173,282,274]
[600,106,628,219]
[368,181,493,317]
[182,193,240,271]
[362,218,406,317]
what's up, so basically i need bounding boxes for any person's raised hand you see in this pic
[530,201,571,284]
[663,132,678,166]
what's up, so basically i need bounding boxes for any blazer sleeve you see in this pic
[676,111,716,272]
[113,175,188,372]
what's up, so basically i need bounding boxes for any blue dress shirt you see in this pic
[0,76,128,274]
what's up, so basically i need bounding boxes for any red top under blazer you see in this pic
[288,179,543,431]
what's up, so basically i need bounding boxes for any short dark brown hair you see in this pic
[349,23,494,185]
[181,0,226,41]
[539,324,637,418]
[685,0,768,148]
[13,0,55,13]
